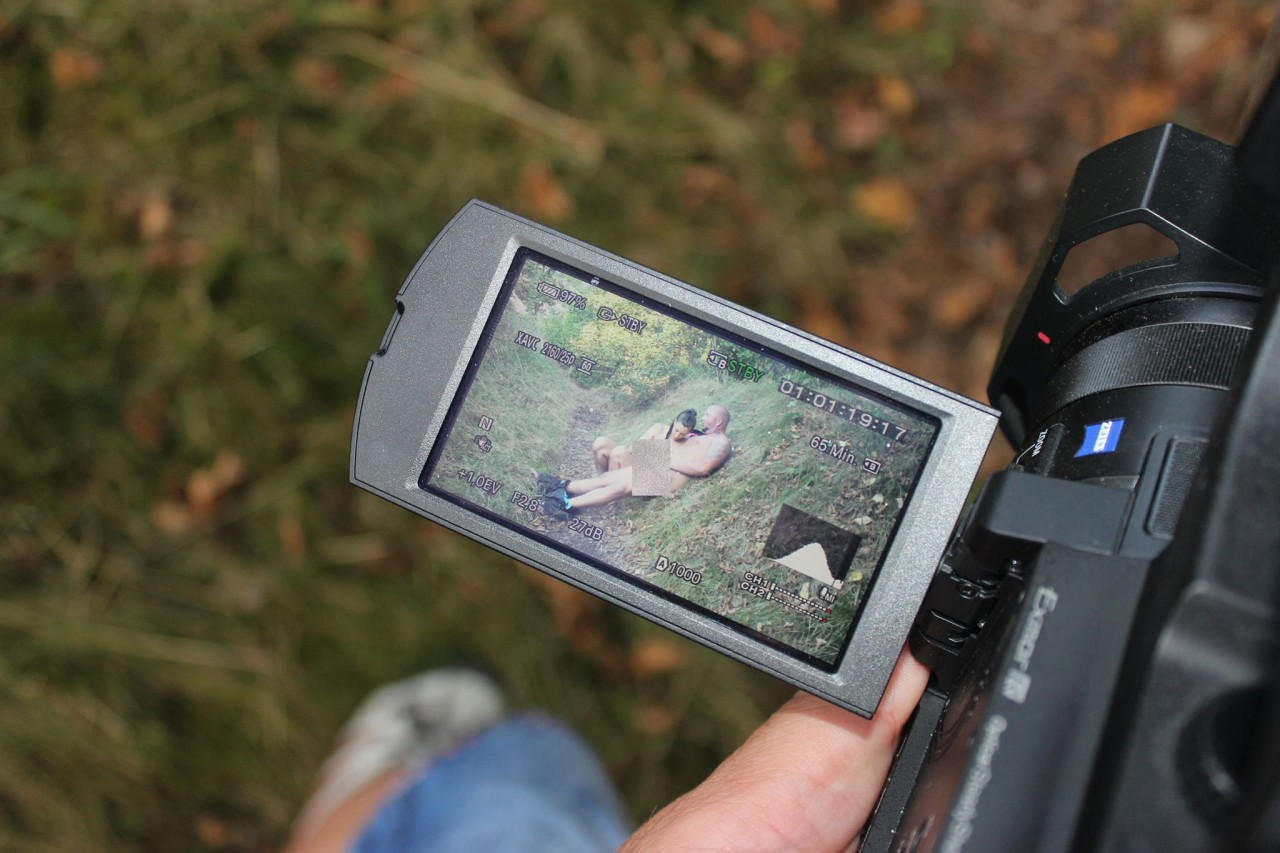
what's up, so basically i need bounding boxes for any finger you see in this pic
[622,649,930,852]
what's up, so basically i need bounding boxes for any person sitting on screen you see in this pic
[542,405,732,513]
[591,408,701,473]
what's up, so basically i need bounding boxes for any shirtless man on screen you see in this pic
[591,408,698,473]
[548,406,732,512]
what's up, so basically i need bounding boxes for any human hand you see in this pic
[620,649,929,852]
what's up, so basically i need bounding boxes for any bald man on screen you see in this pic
[545,406,732,513]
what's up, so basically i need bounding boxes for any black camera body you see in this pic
[862,121,1280,852]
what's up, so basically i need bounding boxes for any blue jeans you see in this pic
[353,715,632,852]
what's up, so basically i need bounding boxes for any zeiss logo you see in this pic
[1075,419,1125,457]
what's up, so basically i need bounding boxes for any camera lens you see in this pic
[1022,294,1254,488]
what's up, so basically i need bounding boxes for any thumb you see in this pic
[622,649,930,852]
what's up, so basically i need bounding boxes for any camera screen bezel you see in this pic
[351,200,998,716]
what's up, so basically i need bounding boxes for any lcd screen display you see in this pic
[423,249,939,667]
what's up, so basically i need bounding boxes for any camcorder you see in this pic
[351,74,1280,850]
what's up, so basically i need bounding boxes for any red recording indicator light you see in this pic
[1037,331,1052,344]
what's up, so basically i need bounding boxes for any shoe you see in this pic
[534,472,570,498]
[539,485,574,518]
[292,668,505,837]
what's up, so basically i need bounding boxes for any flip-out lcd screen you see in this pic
[423,249,939,667]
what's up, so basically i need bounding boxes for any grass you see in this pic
[604,370,925,657]
[1,0,1262,848]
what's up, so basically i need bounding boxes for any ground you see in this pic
[0,1,1272,849]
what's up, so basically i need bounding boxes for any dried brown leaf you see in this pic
[746,7,800,59]
[292,57,345,100]
[783,114,827,172]
[517,161,575,223]
[186,451,246,518]
[194,815,233,848]
[629,637,689,678]
[851,178,918,232]
[797,0,838,16]
[277,515,307,562]
[872,1,927,36]
[414,520,450,547]
[139,191,174,242]
[369,72,416,106]
[637,703,679,735]
[1085,27,1120,60]
[680,163,732,211]
[1101,83,1176,143]
[145,239,207,271]
[1163,16,1214,67]
[931,280,987,330]
[797,290,854,348]
[833,91,885,152]
[345,226,373,273]
[151,500,193,536]
[50,49,102,90]
[876,76,917,118]
[689,19,746,69]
